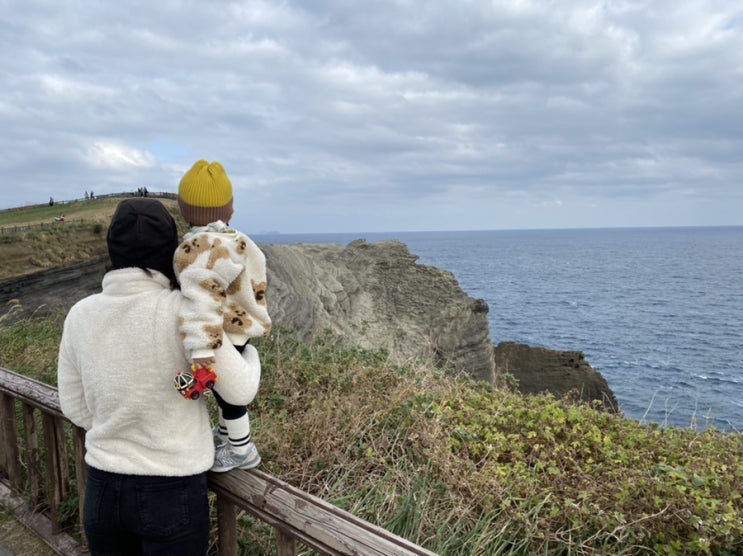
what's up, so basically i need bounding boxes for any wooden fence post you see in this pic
[217,494,238,556]
[42,413,70,534]
[22,403,42,504]
[0,392,23,492]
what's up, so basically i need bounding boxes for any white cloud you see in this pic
[86,142,156,170]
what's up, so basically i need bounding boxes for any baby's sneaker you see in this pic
[212,427,228,449]
[211,441,261,472]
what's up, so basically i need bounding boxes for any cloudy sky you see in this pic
[2,1,742,233]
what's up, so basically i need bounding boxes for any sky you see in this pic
[1,1,742,234]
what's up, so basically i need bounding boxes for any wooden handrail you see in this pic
[0,367,435,555]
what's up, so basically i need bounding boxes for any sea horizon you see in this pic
[251,223,743,238]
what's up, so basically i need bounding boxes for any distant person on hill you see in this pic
[174,159,271,472]
[57,198,261,554]
[90,190,95,199]
[85,191,89,200]
[49,196,54,206]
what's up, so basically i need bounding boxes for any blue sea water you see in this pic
[252,227,743,432]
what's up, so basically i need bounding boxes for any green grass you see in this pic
[2,314,741,555]
[0,193,177,228]
[0,197,117,226]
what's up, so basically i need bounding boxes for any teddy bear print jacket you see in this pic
[174,220,272,362]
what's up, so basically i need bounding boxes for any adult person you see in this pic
[57,198,261,555]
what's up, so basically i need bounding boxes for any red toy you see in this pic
[174,365,218,400]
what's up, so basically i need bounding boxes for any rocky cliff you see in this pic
[262,239,495,383]
[493,342,619,412]
[0,239,618,410]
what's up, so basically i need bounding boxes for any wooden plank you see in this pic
[216,494,238,556]
[42,413,64,534]
[54,419,71,501]
[0,391,10,475]
[22,403,42,504]
[276,528,298,556]
[0,392,22,492]
[209,470,436,556]
[73,425,87,542]
[0,367,64,417]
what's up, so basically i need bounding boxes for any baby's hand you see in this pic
[192,356,216,369]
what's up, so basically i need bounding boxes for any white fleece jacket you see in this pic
[57,268,261,476]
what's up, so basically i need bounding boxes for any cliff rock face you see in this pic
[0,256,107,317]
[262,240,496,383]
[493,341,619,412]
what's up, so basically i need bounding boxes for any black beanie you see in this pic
[107,198,179,283]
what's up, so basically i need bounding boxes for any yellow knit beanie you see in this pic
[177,160,234,226]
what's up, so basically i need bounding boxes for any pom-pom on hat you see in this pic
[107,198,179,283]
[177,159,234,226]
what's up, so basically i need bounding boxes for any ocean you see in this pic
[252,227,743,432]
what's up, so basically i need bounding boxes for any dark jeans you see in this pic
[84,466,210,556]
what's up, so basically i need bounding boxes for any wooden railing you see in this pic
[0,367,436,556]
[0,220,86,234]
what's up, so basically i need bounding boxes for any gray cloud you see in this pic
[1,0,741,232]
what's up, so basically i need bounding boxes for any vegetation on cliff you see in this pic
[1,312,741,555]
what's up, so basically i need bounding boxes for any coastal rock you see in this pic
[0,256,107,318]
[262,239,496,383]
[493,341,620,412]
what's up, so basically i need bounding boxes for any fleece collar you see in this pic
[102,268,172,296]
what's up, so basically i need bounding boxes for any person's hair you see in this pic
[104,261,180,290]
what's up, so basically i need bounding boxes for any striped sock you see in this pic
[216,413,228,442]
[225,414,252,455]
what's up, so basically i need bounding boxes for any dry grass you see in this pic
[0,507,56,556]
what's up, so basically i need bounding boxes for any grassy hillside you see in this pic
[0,197,122,227]
[0,196,181,280]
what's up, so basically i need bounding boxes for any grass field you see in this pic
[0,194,178,227]
[1,196,121,227]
